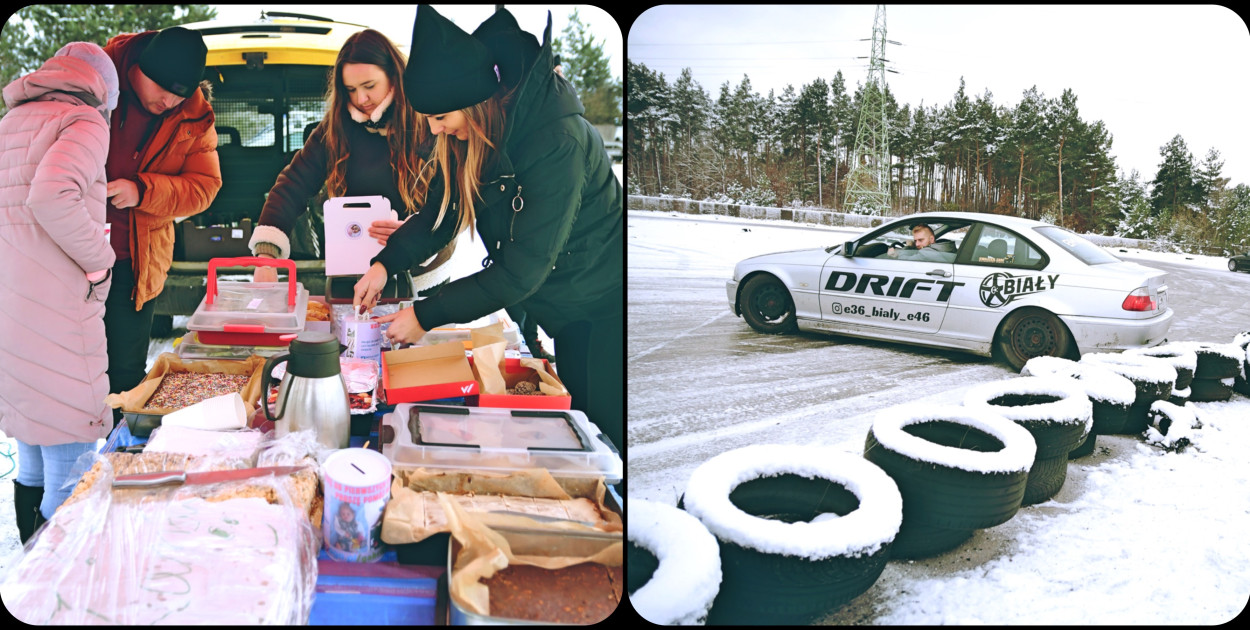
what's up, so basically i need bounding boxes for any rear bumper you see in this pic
[1060,308,1174,354]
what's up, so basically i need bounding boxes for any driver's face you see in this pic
[913,227,935,249]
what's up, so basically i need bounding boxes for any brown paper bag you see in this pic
[104,353,266,413]
[470,322,508,394]
[440,493,622,618]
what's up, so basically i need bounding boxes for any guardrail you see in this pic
[626,195,1230,257]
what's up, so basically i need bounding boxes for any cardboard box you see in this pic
[382,342,478,404]
[467,357,572,410]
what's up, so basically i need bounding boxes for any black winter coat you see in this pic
[375,13,622,337]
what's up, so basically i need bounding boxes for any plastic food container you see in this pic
[418,310,521,350]
[186,257,309,346]
[175,332,288,361]
[446,527,623,625]
[379,404,622,484]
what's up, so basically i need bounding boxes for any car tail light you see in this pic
[1122,287,1157,312]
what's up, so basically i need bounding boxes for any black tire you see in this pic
[1021,455,1069,505]
[963,377,1092,458]
[1233,375,1250,397]
[888,522,975,560]
[628,499,723,625]
[1125,344,1197,391]
[1020,356,1135,435]
[996,308,1076,371]
[738,274,798,335]
[1068,431,1097,459]
[683,446,902,625]
[1231,260,1239,272]
[1090,400,1133,435]
[1188,343,1242,380]
[1189,377,1233,402]
[864,406,1035,532]
[1081,353,1176,435]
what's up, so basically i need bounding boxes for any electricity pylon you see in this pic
[844,5,893,215]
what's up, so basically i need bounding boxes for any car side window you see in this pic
[969,225,1046,268]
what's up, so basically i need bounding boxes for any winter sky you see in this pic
[206,4,622,80]
[627,5,1250,190]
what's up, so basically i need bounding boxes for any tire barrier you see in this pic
[628,499,723,626]
[682,445,903,625]
[1188,376,1234,402]
[864,404,1035,559]
[962,377,1093,505]
[1021,356,1136,458]
[1177,341,1244,380]
[1125,343,1197,391]
[1144,400,1198,452]
[1080,353,1177,434]
[1232,333,1250,396]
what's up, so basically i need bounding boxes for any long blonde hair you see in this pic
[421,87,511,235]
[321,29,428,214]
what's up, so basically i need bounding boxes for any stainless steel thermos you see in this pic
[261,331,351,449]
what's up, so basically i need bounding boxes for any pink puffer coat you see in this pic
[0,55,116,445]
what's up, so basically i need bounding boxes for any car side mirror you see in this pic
[842,241,856,257]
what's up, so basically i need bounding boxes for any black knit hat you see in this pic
[138,26,206,99]
[471,8,539,89]
[404,4,499,115]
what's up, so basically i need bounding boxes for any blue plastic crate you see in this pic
[309,550,443,626]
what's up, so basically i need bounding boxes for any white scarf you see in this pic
[346,88,394,136]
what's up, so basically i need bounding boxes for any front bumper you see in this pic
[1060,307,1174,354]
[725,279,739,315]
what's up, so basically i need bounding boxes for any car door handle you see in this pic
[926,269,951,278]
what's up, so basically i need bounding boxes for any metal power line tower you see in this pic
[844,5,894,214]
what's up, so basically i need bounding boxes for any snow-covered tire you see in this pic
[1081,353,1177,434]
[1178,342,1244,380]
[863,404,1035,537]
[682,445,903,624]
[738,274,798,335]
[1068,431,1097,459]
[887,522,975,560]
[1145,401,1197,452]
[1022,356,1135,436]
[628,499,723,625]
[1188,376,1233,402]
[963,377,1091,505]
[1126,344,1197,390]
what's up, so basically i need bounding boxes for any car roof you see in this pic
[182,13,379,67]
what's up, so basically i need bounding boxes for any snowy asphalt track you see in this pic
[626,211,1250,624]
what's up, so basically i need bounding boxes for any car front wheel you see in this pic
[996,308,1074,371]
[739,274,797,334]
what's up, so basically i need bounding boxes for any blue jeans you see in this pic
[15,440,97,519]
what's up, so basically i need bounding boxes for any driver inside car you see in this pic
[886,223,956,262]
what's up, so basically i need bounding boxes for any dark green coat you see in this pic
[376,13,622,337]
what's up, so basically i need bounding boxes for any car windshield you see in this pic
[1034,226,1121,265]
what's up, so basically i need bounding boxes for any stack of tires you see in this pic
[681,445,903,624]
[1021,356,1135,458]
[1080,353,1177,434]
[628,499,723,625]
[1234,332,1250,396]
[963,377,1092,505]
[1176,342,1243,402]
[863,404,1036,559]
[1125,343,1198,405]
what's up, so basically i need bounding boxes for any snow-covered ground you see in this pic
[626,210,1250,624]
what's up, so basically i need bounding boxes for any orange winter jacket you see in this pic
[104,31,222,310]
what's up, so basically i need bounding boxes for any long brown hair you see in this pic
[423,85,513,235]
[322,29,428,215]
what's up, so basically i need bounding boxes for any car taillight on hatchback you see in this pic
[1121,287,1157,312]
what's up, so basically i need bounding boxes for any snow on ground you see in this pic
[626,210,1250,624]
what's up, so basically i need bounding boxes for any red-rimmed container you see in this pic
[186,256,309,346]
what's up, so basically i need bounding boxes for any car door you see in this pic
[818,224,958,334]
[941,223,1053,342]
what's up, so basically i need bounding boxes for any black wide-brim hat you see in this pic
[138,26,206,99]
[404,4,500,115]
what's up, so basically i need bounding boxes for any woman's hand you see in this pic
[375,306,427,346]
[353,262,390,314]
[367,219,405,246]
[253,256,280,283]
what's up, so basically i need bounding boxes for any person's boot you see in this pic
[12,480,44,545]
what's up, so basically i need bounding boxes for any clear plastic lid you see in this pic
[381,404,622,482]
[175,332,288,360]
[186,281,309,334]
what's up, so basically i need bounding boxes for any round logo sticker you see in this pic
[346,222,364,239]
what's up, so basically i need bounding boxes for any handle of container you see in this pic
[261,352,292,423]
[207,256,297,306]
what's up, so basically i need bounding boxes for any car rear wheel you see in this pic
[739,274,797,334]
[996,308,1074,371]
[1230,260,1239,272]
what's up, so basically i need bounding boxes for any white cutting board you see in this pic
[323,195,398,276]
